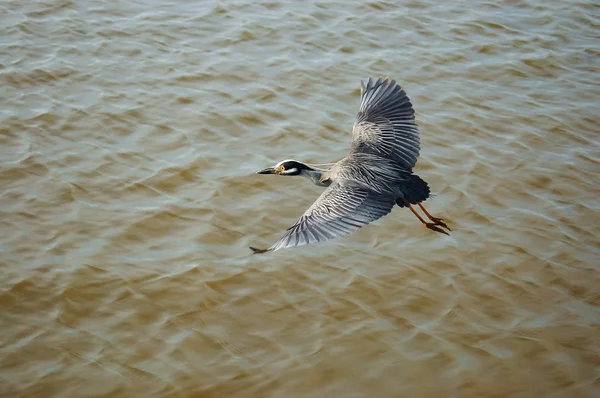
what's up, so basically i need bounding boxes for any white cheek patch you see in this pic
[282,168,298,175]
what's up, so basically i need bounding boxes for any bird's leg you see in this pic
[404,200,449,236]
[418,203,451,231]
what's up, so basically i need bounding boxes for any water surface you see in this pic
[1,0,599,397]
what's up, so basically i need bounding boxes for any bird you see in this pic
[250,77,450,254]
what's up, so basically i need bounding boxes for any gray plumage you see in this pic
[268,182,396,251]
[351,77,420,170]
[252,77,448,253]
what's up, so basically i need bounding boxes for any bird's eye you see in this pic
[279,165,286,172]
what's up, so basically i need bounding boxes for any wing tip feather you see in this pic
[249,246,271,254]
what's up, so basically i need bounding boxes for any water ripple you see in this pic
[1,0,600,397]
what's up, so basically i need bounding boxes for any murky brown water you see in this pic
[2,0,600,397]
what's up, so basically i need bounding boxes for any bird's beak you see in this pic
[256,167,277,175]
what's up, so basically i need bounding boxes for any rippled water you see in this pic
[2,0,600,397]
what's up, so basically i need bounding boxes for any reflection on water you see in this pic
[1,0,599,397]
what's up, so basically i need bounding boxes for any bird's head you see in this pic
[256,159,313,176]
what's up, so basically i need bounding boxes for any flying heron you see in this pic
[250,77,450,254]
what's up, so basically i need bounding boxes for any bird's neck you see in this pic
[302,168,331,187]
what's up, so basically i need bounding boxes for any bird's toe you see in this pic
[425,223,450,236]
[432,218,451,231]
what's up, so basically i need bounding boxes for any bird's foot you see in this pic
[428,216,451,231]
[424,222,450,235]
[249,246,270,255]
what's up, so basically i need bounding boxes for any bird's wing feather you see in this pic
[351,77,420,169]
[268,182,395,251]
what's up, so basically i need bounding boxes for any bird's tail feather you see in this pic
[396,174,430,208]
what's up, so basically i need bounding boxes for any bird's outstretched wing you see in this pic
[253,182,395,253]
[350,77,421,170]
